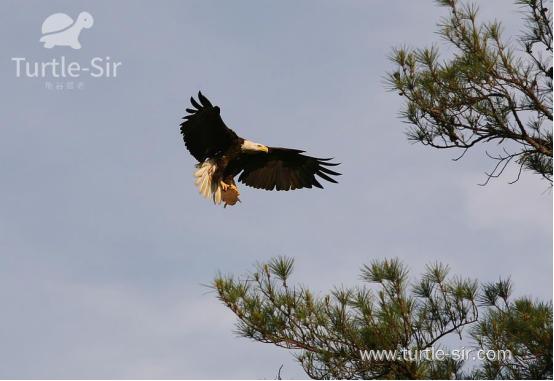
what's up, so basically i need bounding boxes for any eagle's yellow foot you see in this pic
[220,181,230,191]
[221,181,240,207]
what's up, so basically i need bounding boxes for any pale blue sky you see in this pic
[0,0,551,378]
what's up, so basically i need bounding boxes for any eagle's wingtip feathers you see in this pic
[190,96,201,109]
[198,91,213,108]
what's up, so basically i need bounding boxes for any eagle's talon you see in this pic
[220,181,229,191]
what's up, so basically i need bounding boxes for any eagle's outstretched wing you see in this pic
[180,92,238,162]
[235,147,341,191]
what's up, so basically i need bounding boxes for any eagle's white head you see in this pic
[241,140,269,153]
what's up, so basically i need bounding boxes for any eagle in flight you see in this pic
[180,92,340,207]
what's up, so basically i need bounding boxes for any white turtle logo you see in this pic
[39,11,94,49]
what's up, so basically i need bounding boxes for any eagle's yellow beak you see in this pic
[260,145,269,153]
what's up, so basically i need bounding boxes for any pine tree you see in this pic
[387,0,552,184]
[213,257,552,379]
[471,280,553,379]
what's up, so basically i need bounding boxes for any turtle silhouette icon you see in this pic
[39,12,94,49]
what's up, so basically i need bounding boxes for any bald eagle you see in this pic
[180,92,340,207]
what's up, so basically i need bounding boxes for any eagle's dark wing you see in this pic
[180,92,238,162]
[234,147,340,191]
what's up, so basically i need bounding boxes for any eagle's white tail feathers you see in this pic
[194,160,216,200]
[213,185,222,204]
[193,160,226,205]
